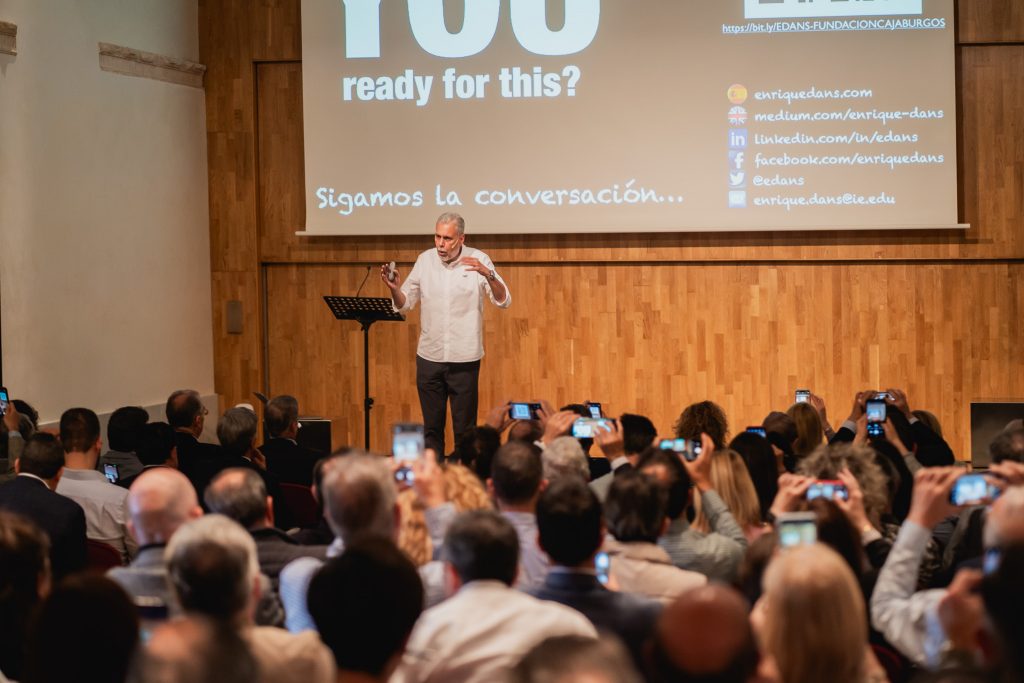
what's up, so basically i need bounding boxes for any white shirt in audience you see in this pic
[244,626,334,683]
[392,579,596,683]
[56,468,137,562]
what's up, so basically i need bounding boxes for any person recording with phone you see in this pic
[382,212,511,456]
[830,388,955,468]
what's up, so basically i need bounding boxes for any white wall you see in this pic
[0,0,214,424]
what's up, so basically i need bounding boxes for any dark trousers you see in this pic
[416,356,480,456]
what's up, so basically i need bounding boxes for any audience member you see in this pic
[260,395,322,486]
[674,400,729,449]
[729,430,779,523]
[692,447,769,542]
[831,389,955,467]
[55,407,137,562]
[99,405,149,486]
[787,401,825,460]
[118,421,179,489]
[763,410,798,472]
[108,468,201,607]
[0,432,87,579]
[308,538,424,683]
[397,462,492,566]
[756,543,883,683]
[637,437,748,581]
[0,511,50,682]
[453,425,501,481]
[280,453,447,631]
[0,401,24,483]
[989,427,1024,464]
[392,510,596,683]
[165,514,334,683]
[23,574,139,683]
[512,636,642,683]
[872,469,1024,668]
[561,403,610,480]
[542,436,590,482]
[799,442,942,588]
[532,477,661,666]
[643,584,759,683]
[204,467,327,585]
[603,469,706,602]
[208,407,285,524]
[488,440,550,590]
[143,615,260,683]
[590,413,656,502]
[166,389,221,491]
[108,467,284,627]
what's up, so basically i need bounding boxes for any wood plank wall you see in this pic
[200,0,1024,456]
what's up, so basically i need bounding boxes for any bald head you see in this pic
[128,469,202,546]
[647,585,757,683]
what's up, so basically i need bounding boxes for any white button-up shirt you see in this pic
[392,580,596,683]
[56,468,137,562]
[397,246,511,363]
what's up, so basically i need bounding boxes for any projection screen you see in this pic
[300,0,959,235]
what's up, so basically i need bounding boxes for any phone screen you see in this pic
[950,474,998,506]
[392,424,425,483]
[572,418,614,439]
[746,426,767,438]
[509,402,537,420]
[806,480,849,501]
[795,390,810,403]
[778,514,818,548]
[103,463,120,484]
[0,388,8,417]
[866,400,887,423]
[658,438,701,461]
[586,403,602,419]
[595,551,611,586]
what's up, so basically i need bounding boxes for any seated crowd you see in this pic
[1,387,1023,683]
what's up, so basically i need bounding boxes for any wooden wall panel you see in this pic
[266,262,1024,459]
[959,0,1024,43]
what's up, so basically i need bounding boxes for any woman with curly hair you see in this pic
[397,463,493,567]
[673,401,729,449]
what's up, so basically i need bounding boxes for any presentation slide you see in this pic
[300,0,958,235]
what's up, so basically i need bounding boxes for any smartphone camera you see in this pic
[392,423,425,483]
[806,480,849,502]
[585,402,603,419]
[778,512,818,548]
[103,463,120,485]
[866,399,887,438]
[795,389,811,404]
[509,402,541,421]
[572,417,614,439]
[658,438,702,462]
[950,474,998,507]
[0,387,8,417]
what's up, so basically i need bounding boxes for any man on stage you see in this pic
[382,212,511,455]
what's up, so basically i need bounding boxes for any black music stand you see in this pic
[323,296,405,450]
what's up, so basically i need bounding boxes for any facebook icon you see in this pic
[729,150,745,170]
[729,128,748,149]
